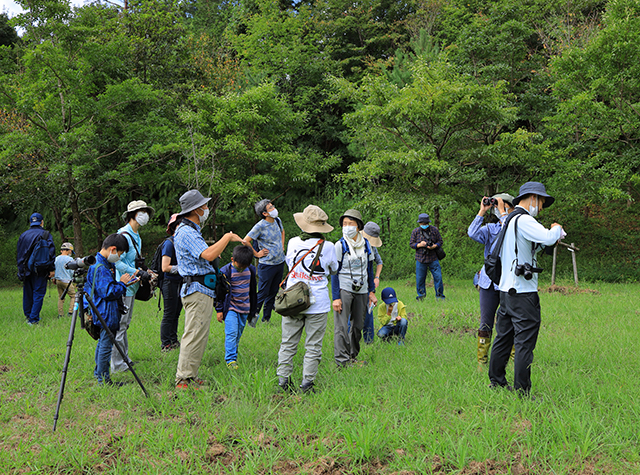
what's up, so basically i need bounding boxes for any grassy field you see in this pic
[1,278,639,474]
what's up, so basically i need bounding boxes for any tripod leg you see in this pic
[85,295,148,398]
[53,289,82,432]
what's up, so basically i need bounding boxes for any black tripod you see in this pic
[53,267,148,432]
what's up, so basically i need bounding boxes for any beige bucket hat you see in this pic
[294,205,334,233]
[121,200,155,221]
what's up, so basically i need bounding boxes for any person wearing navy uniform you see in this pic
[16,213,55,325]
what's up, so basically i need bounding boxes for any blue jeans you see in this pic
[23,274,48,323]
[257,262,284,322]
[415,260,445,300]
[347,309,375,344]
[95,328,114,383]
[377,318,408,341]
[224,310,248,363]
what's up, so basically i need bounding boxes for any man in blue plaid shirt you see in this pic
[173,190,245,389]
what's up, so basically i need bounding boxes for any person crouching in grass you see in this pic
[377,287,409,345]
[216,245,257,370]
[87,234,138,386]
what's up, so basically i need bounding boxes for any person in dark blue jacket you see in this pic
[16,213,55,325]
[86,234,137,386]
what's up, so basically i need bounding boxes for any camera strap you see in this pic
[513,215,538,266]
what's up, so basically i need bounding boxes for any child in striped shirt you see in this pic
[216,245,257,369]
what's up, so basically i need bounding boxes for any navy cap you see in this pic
[417,213,430,224]
[381,287,398,304]
[513,182,555,208]
[30,213,43,226]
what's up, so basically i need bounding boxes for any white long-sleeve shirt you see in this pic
[498,206,563,293]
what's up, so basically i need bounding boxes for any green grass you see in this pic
[1,279,640,474]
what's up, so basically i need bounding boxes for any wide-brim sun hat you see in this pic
[339,209,364,230]
[512,182,555,208]
[492,193,515,207]
[381,287,398,304]
[121,200,155,221]
[178,190,211,216]
[361,221,382,247]
[294,205,334,233]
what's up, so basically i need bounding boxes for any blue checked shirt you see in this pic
[174,219,215,299]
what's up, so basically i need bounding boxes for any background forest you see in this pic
[1,0,639,284]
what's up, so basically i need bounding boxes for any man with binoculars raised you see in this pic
[488,182,565,397]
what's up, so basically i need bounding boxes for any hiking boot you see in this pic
[278,376,294,393]
[300,381,316,394]
[226,361,239,370]
[104,380,126,388]
[489,382,514,392]
[175,378,203,390]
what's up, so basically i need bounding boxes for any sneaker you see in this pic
[175,378,204,390]
[104,380,126,388]
[57,314,63,319]
[26,321,39,326]
[397,340,405,346]
[226,361,239,370]
[349,358,367,367]
[489,383,514,392]
[161,343,180,353]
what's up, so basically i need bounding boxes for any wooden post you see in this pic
[551,244,558,286]
[570,243,578,287]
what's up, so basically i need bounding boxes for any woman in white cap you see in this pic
[277,205,338,394]
[467,194,513,367]
[112,200,155,373]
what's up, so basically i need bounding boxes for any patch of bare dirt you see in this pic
[512,418,532,435]
[0,365,11,373]
[437,325,476,336]
[544,285,600,295]
[205,443,236,466]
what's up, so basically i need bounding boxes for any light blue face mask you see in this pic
[420,224,429,230]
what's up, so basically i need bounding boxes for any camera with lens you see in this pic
[64,256,96,271]
[514,262,543,280]
[137,269,151,282]
[482,197,498,207]
[351,278,364,292]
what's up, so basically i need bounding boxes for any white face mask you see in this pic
[342,226,358,239]
[199,207,210,225]
[136,211,149,226]
[107,251,121,263]
[528,198,539,218]
[268,208,278,218]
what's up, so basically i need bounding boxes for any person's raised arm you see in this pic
[201,232,244,262]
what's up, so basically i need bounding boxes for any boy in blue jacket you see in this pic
[216,245,257,369]
[86,234,137,386]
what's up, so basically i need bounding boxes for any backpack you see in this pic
[337,237,372,272]
[150,236,173,284]
[484,208,528,285]
[27,231,53,276]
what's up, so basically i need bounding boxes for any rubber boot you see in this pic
[477,331,492,369]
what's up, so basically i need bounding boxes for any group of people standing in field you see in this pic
[17,180,564,396]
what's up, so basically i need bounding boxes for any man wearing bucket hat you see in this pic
[409,212,445,301]
[173,190,245,389]
[16,212,55,325]
[111,200,156,373]
[331,209,377,368]
[467,194,514,367]
[488,182,564,396]
[277,205,338,394]
[53,242,77,318]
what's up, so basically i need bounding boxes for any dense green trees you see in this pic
[0,0,638,280]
